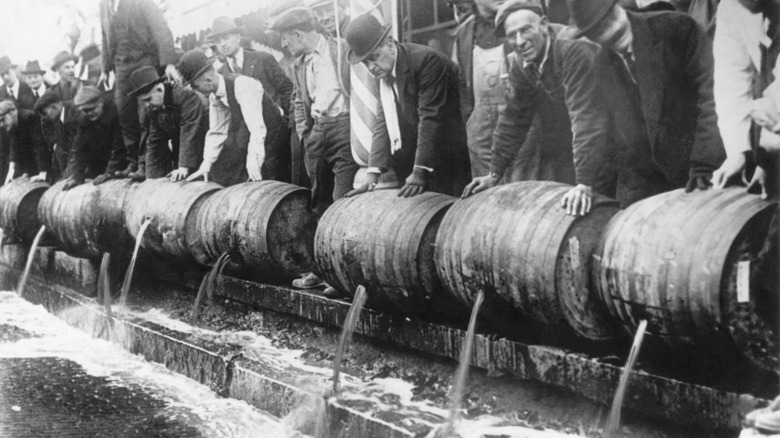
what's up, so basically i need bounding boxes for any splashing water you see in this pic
[191,252,231,320]
[119,218,152,308]
[332,285,367,394]
[16,225,46,297]
[605,319,648,437]
[97,252,114,331]
[0,227,5,247]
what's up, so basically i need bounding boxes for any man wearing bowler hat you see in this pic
[61,86,127,190]
[127,65,208,181]
[0,57,35,112]
[49,51,83,105]
[567,0,726,206]
[34,90,78,182]
[210,16,294,183]
[0,100,48,185]
[22,61,47,104]
[178,49,271,187]
[344,13,470,198]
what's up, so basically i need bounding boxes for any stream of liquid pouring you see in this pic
[605,319,649,437]
[119,219,152,308]
[16,225,46,297]
[332,285,368,394]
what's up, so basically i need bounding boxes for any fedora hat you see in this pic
[345,13,392,64]
[22,60,45,75]
[494,0,545,37]
[177,49,217,85]
[127,66,164,98]
[0,56,16,74]
[51,51,78,71]
[567,0,619,38]
[79,44,101,63]
[208,16,243,40]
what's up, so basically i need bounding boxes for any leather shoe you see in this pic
[115,162,137,178]
[292,272,326,289]
[129,164,146,181]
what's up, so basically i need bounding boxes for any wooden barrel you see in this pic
[435,181,622,341]
[0,178,49,244]
[38,179,137,259]
[124,179,222,261]
[195,181,317,278]
[594,188,778,371]
[314,190,457,315]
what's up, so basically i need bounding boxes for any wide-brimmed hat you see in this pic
[79,44,101,62]
[73,86,103,108]
[33,89,63,113]
[127,66,165,98]
[494,0,545,37]
[567,0,619,38]
[177,50,216,85]
[268,7,316,33]
[345,14,392,64]
[51,51,78,71]
[22,60,45,75]
[0,56,16,74]
[208,16,243,40]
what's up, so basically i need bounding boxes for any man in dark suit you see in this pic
[210,16,294,183]
[0,100,47,185]
[22,61,47,104]
[49,51,84,106]
[34,91,78,183]
[0,57,36,111]
[344,13,470,198]
[568,0,726,206]
[99,0,178,178]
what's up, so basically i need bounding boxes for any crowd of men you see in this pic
[0,0,776,319]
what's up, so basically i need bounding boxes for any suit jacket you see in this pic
[599,11,725,188]
[4,110,47,178]
[49,79,84,106]
[292,37,351,139]
[40,103,78,182]
[218,49,294,117]
[67,100,127,180]
[100,0,177,72]
[0,81,36,111]
[370,43,470,194]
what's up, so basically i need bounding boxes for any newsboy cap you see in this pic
[345,13,392,64]
[567,0,619,38]
[494,0,545,37]
[33,90,62,114]
[127,66,164,98]
[177,50,216,85]
[208,16,243,40]
[51,51,78,71]
[0,100,17,117]
[268,7,316,33]
[73,86,103,108]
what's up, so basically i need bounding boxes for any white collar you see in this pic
[214,74,227,101]
[230,48,244,72]
[59,106,65,122]
[6,80,19,97]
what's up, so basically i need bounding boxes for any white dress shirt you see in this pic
[228,48,244,74]
[6,81,19,100]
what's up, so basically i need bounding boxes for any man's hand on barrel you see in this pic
[561,184,593,216]
[186,168,209,183]
[747,165,769,200]
[345,172,379,197]
[685,168,713,193]
[29,172,46,183]
[168,167,190,182]
[246,162,262,182]
[461,173,500,198]
[62,176,84,191]
[712,153,747,189]
[398,168,428,198]
[93,173,114,185]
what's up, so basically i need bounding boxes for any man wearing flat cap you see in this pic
[307,0,350,37]
[463,0,612,217]
[0,57,35,112]
[178,49,274,187]
[34,90,78,182]
[128,65,208,182]
[61,86,127,190]
[345,13,470,198]
[99,0,179,180]
[567,0,725,206]
[22,61,47,104]
[0,100,48,185]
[49,51,83,106]
[211,16,294,183]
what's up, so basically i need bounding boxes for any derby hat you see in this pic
[494,0,545,37]
[208,16,243,40]
[33,89,62,114]
[51,51,78,71]
[22,60,45,75]
[567,0,619,38]
[0,56,16,74]
[127,66,165,98]
[345,13,392,64]
[268,7,316,33]
[177,50,216,85]
[73,86,103,108]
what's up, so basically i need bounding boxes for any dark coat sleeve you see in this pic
[100,0,113,73]
[177,90,208,169]
[104,107,127,175]
[27,114,48,174]
[67,117,90,180]
[489,57,538,176]
[414,52,458,170]
[262,54,294,118]
[140,0,177,67]
[368,87,392,171]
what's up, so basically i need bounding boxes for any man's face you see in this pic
[25,73,43,89]
[280,30,306,57]
[43,102,63,121]
[311,4,345,36]
[0,109,18,131]
[362,39,395,80]
[57,60,76,81]
[80,101,104,121]
[505,10,548,63]
[1,69,17,87]
[585,6,632,54]
[191,69,219,95]
[137,83,166,110]
[474,0,505,18]
[215,33,242,58]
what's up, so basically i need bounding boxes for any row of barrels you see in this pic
[0,177,775,373]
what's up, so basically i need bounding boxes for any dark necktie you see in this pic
[230,57,240,73]
[525,62,540,86]
[33,90,38,99]
[386,75,402,112]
